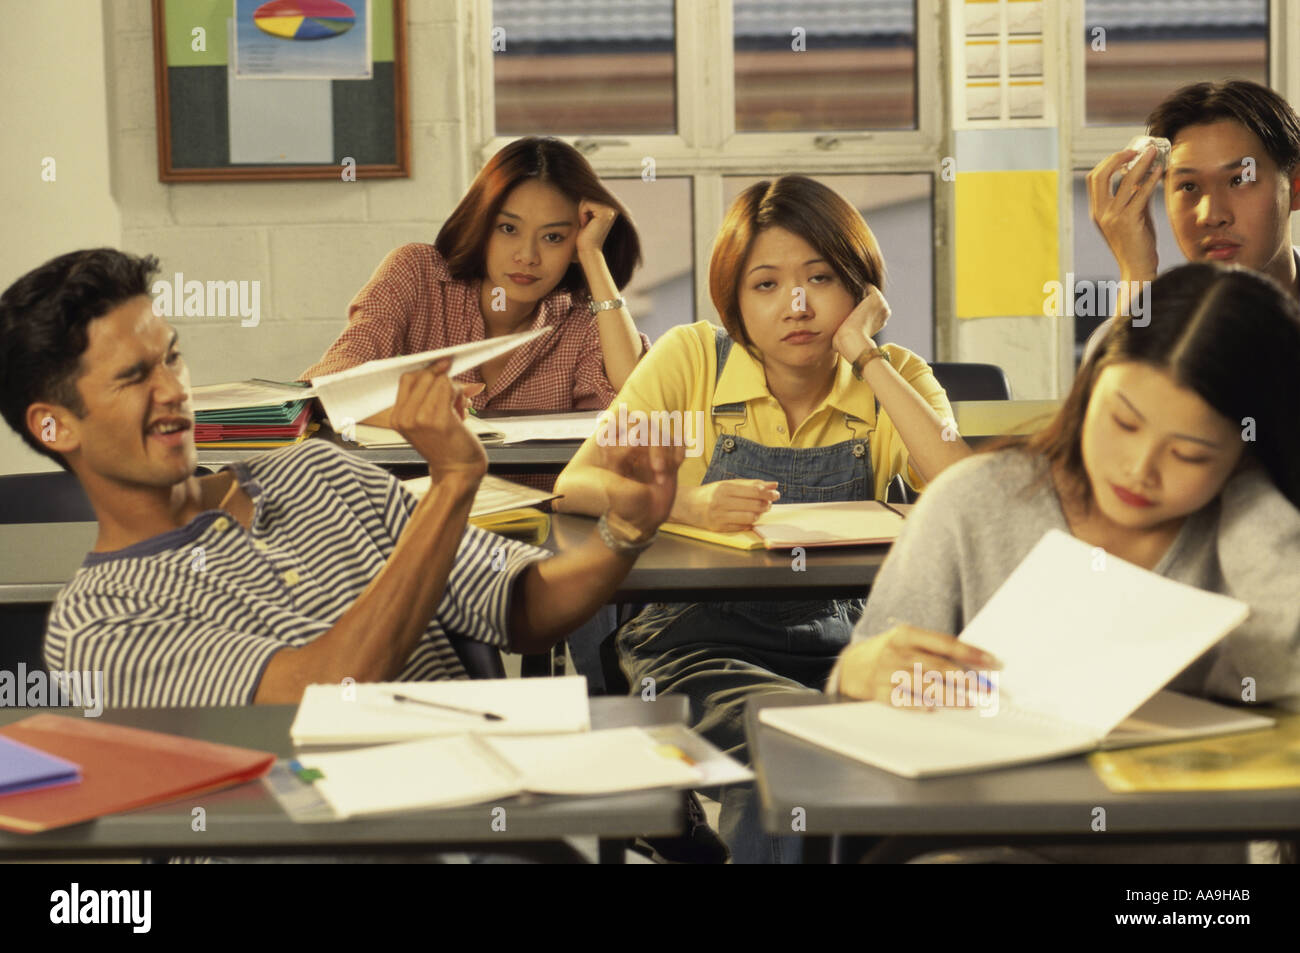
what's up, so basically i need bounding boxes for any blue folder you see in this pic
[0,735,81,797]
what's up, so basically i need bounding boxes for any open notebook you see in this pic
[293,726,753,819]
[760,530,1270,778]
[660,500,905,551]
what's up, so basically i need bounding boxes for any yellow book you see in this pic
[469,507,551,546]
[657,522,764,551]
[1089,710,1300,792]
[659,502,905,551]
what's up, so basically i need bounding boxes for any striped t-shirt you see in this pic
[44,440,549,707]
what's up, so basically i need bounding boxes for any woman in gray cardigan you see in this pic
[833,263,1300,862]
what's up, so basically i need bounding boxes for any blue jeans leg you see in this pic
[719,783,804,865]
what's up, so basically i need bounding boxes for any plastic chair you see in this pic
[928,362,1012,402]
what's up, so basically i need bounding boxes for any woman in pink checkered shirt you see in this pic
[301,137,650,422]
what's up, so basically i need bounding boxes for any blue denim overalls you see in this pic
[616,329,875,862]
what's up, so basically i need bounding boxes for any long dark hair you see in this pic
[1027,263,1300,511]
[435,137,641,293]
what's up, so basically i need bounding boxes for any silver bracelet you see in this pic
[597,513,656,555]
[589,296,626,316]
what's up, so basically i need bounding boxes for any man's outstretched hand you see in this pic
[594,440,686,541]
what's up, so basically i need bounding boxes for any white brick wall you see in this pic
[106,1,470,383]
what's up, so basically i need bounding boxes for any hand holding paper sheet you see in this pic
[310,329,549,430]
[760,530,1260,778]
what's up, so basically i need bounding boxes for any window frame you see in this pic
[465,0,947,357]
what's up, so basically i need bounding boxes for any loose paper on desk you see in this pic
[290,675,590,746]
[402,472,560,520]
[354,416,507,448]
[760,530,1257,778]
[190,379,316,412]
[354,411,600,448]
[310,328,549,431]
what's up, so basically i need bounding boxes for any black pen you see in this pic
[878,499,906,519]
[390,693,504,722]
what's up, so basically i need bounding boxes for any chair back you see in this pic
[929,362,1012,402]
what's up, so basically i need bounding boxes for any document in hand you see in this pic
[297,726,753,819]
[659,500,905,551]
[761,530,1268,778]
[310,328,550,430]
[289,675,591,747]
[0,715,274,833]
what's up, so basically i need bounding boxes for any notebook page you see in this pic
[958,530,1249,738]
[753,501,904,548]
[484,727,702,795]
[305,736,522,818]
[290,676,591,746]
[759,702,1096,779]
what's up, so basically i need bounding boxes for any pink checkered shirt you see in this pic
[300,243,648,412]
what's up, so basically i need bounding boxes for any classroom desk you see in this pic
[0,696,689,862]
[192,399,1064,470]
[746,694,1300,863]
[0,515,885,606]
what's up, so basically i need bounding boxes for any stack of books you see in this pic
[190,380,316,449]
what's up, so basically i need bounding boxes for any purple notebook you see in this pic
[0,735,81,797]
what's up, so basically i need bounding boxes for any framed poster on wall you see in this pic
[152,0,409,181]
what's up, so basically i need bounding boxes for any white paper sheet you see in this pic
[290,675,590,746]
[959,530,1250,736]
[310,329,548,430]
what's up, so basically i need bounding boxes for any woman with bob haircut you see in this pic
[554,175,971,863]
[834,263,1300,862]
[302,137,649,417]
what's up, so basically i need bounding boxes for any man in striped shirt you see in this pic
[0,249,681,708]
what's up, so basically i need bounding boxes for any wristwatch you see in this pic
[589,296,626,316]
[851,344,890,381]
[598,512,657,555]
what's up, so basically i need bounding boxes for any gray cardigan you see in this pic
[849,449,1300,704]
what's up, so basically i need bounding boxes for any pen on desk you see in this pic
[390,693,504,721]
[878,499,906,520]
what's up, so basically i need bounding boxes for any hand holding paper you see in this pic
[310,329,549,430]
[390,358,487,483]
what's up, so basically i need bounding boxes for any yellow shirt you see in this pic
[590,321,952,499]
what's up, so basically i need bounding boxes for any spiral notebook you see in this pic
[761,530,1266,778]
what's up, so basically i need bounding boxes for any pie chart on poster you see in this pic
[253,0,356,40]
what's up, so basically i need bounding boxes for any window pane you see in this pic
[721,175,934,360]
[604,177,694,341]
[492,0,676,135]
[1070,171,1185,364]
[733,0,917,131]
[1085,0,1268,125]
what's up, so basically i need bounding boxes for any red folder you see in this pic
[0,715,275,834]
